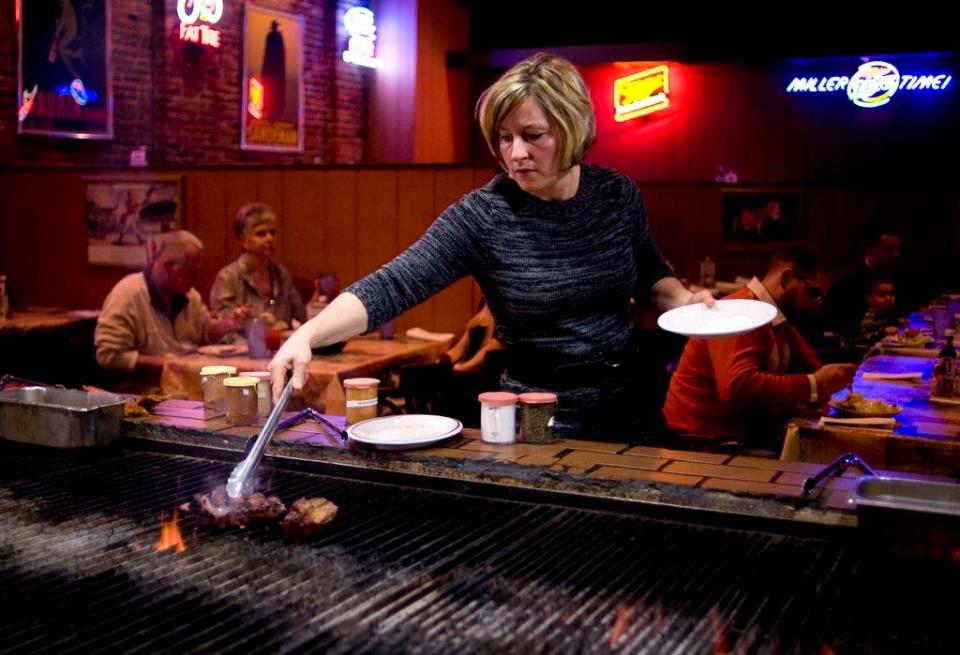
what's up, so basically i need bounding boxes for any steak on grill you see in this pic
[281,497,339,540]
[183,485,287,527]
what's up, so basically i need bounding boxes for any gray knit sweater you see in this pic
[348,163,673,359]
[347,164,674,437]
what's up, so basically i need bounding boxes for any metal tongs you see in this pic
[226,379,294,499]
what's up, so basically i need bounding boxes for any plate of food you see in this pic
[198,343,250,357]
[883,328,933,348]
[657,299,777,339]
[829,392,901,418]
[346,414,462,450]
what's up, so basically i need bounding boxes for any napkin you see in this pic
[818,416,897,429]
[861,372,923,382]
[405,327,455,343]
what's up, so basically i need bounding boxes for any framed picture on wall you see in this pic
[17,0,113,139]
[84,176,184,268]
[721,188,802,249]
[241,4,304,152]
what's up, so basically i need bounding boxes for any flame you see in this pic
[155,509,187,553]
[709,607,730,655]
[610,602,634,646]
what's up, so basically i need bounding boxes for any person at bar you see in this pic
[210,202,306,329]
[820,222,917,341]
[95,230,241,373]
[269,52,714,440]
[663,244,857,445]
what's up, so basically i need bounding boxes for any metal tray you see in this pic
[853,476,960,562]
[0,386,125,448]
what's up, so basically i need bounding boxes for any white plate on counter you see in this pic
[346,414,462,450]
[657,299,777,339]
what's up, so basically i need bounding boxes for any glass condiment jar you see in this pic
[518,392,558,444]
[478,391,518,444]
[223,376,260,425]
[200,365,236,411]
[344,377,380,424]
[239,370,273,417]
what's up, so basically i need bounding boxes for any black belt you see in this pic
[507,342,641,390]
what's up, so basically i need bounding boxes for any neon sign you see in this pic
[247,78,264,120]
[786,60,952,108]
[342,7,378,68]
[177,0,223,49]
[613,65,670,121]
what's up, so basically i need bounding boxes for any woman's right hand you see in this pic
[268,324,314,400]
[266,292,371,401]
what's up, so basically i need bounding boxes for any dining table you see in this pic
[781,351,960,475]
[160,333,453,415]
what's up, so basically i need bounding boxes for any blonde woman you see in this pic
[271,53,712,440]
[210,203,306,327]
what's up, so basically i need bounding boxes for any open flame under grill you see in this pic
[1,443,957,654]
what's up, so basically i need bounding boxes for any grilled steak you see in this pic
[186,485,287,528]
[281,498,339,540]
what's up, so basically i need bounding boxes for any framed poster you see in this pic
[84,176,184,268]
[241,4,304,152]
[721,188,802,250]
[17,0,112,139]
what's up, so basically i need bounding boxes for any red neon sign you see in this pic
[613,65,670,122]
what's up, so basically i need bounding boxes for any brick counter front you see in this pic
[118,399,960,530]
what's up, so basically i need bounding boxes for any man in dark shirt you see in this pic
[821,223,917,340]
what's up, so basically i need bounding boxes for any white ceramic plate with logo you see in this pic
[346,414,462,450]
[657,299,777,339]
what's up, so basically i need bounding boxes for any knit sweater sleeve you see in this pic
[707,329,813,409]
[625,179,675,292]
[346,193,485,330]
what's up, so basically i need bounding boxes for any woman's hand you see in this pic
[267,292,370,400]
[269,323,314,398]
[651,277,716,311]
[686,289,717,307]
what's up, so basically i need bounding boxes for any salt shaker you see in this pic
[477,392,518,444]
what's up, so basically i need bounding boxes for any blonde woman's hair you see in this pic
[476,53,596,171]
[233,202,277,238]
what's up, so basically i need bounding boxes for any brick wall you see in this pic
[0,0,368,168]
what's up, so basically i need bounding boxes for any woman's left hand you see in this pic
[686,289,716,307]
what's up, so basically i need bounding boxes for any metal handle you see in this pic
[801,451,876,496]
[226,379,294,498]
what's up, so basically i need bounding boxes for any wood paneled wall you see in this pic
[0,166,494,334]
[1,167,956,337]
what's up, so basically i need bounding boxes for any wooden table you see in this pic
[160,334,452,414]
[0,306,99,336]
[782,353,960,475]
[0,307,100,386]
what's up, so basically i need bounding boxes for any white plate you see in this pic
[346,414,462,450]
[198,344,249,357]
[657,299,777,339]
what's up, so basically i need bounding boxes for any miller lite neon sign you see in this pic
[613,65,670,122]
[177,0,223,49]
[786,60,952,108]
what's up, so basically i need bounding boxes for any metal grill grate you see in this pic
[1,444,957,654]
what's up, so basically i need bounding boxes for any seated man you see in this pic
[663,244,856,444]
[821,221,919,341]
[95,230,240,374]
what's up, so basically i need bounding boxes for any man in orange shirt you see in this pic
[663,244,856,443]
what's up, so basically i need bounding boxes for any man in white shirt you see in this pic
[95,230,239,373]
